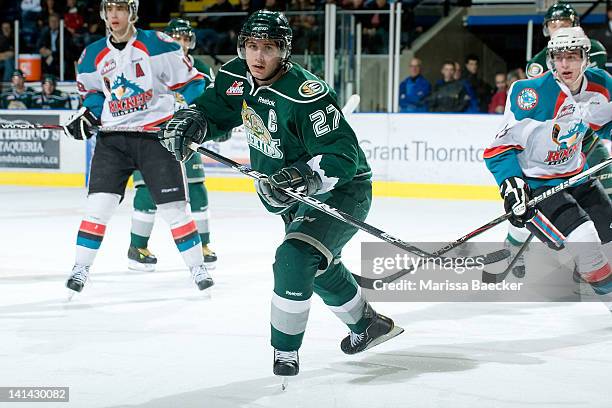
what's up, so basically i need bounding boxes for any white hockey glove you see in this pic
[255,162,322,208]
[500,177,536,228]
[62,107,100,140]
[159,108,208,162]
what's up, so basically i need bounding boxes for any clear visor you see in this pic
[237,35,289,60]
[171,32,196,50]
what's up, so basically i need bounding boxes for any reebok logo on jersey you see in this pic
[285,291,303,297]
[226,81,244,96]
[258,97,275,107]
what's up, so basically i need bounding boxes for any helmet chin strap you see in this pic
[110,24,135,42]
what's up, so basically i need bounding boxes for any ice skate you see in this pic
[202,244,217,269]
[190,264,214,290]
[341,307,404,355]
[273,349,299,390]
[127,246,157,272]
[66,264,90,299]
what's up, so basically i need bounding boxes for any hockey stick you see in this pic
[185,141,507,265]
[483,136,602,284]
[0,122,160,133]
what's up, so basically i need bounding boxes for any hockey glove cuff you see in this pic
[500,176,536,228]
[159,108,208,162]
[256,162,322,208]
[62,107,100,140]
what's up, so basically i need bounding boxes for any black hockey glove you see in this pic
[159,108,208,162]
[62,107,100,140]
[500,176,536,228]
[255,162,322,208]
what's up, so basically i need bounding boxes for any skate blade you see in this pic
[128,260,156,272]
[66,289,78,302]
[281,377,289,391]
[363,325,405,352]
[203,261,216,270]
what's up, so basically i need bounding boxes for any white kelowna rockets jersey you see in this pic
[484,68,612,189]
[76,29,205,129]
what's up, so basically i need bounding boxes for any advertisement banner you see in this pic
[0,114,61,169]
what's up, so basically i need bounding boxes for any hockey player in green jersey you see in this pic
[128,18,219,271]
[160,10,403,378]
[526,3,607,79]
[506,2,612,276]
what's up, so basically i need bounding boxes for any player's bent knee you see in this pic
[157,201,191,227]
[274,239,325,279]
[85,193,121,223]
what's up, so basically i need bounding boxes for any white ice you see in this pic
[1,186,612,408]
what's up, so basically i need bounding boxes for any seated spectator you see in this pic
[63,0,85,47]
[454,60,478,112]
[0,69,35,109]
[31,74,70,109]
[427,60,470,113]
[37,13,77,79]
[488,72,507,114]
[506,68,523,89]
[363,0,389,54]
[0,22,16,82]
[398,57,431,112]
[462,54,493,112]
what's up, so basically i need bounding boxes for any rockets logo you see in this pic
[544,121,587,165]
[226,81,244,96]
[108,74,153,117]
[517,88,538,110]
[241,100,283,159]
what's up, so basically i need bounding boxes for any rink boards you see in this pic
[0,110,503,200]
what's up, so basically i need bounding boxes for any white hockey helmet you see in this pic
[100,0,139,25]
[546,26,590,73]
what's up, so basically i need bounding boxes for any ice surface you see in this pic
[1,187,611,408]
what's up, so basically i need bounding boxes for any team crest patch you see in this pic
[226,81,244,96]
[241,101,283,159]
[527,63,543,78]
[517,88,538,110]
[298,80,325,98]
[101,59,116,75]
[156,31,175,43]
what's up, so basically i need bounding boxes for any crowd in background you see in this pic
[0,0,611,113]
[398,55,528,114]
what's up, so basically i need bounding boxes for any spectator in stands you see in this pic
[264,0,286,11]
[363,0,389,53]
[398,57,430,113]
[37,13,77,79]
[427,60,469,113]
[31,74,70,109]
[39,0,61,26]
[462,54,493,112]
[63,0,85,47]
[82,2,105,47]
[20,0,42,51]
[453,59,478,112]
[0,22,16,82]
[506,68,523,89]
[0,69,34,109]
[488,72,507,114]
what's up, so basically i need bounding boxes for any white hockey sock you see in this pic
[157,201,203,267]
[75,193,121,266]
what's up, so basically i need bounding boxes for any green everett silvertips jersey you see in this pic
[193,57,372,213]
[526,38,607,78]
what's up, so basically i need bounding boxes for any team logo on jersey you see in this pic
[517,88,538,110]
[298,80,325,98]
[527,63,544,78]
[101,59,116,76]
[241,101,283,159]
[556,104,575,120]
[226,81,244,96]
[108,74,153,117]
[544,121,587,165]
